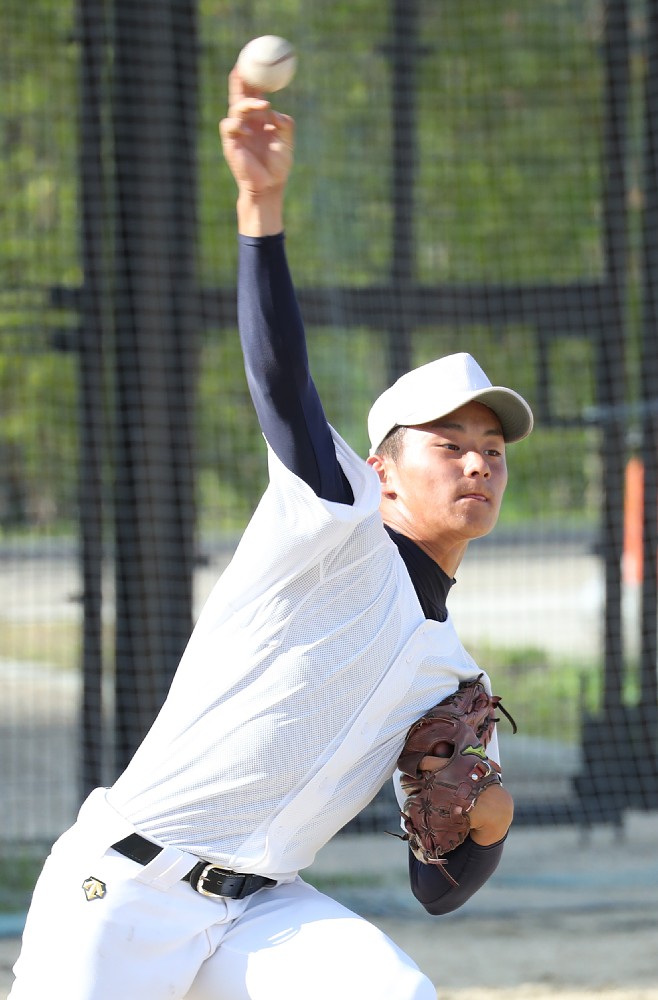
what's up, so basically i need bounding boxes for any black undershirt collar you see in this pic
[384,524,455,622]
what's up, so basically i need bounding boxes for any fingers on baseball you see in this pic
[227,70,294,128]
[220,100,270,138]
[222,69,294,148]
[229,66,264,103]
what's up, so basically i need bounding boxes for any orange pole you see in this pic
[623,456,644,584]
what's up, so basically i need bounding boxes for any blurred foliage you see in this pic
[0,0,647,534]
[0,849,46,913]
[475,642,593,743]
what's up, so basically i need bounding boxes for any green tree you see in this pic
[0,0,626,534]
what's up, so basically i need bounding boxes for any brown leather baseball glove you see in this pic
[397,675,516,883]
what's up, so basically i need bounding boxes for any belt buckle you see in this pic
[194,863,236,898]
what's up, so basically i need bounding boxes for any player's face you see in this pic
[374,401,508,574]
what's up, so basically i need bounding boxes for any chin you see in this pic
[463,514,500,540]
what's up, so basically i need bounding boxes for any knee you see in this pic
[384,965,436,1000]
[408,972,438,1000]
[357,937,436,1000]
[367,965,435,1000]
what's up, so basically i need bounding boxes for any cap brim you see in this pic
[453,386,534,443]
[370,385,533,452]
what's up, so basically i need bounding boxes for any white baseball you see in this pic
[237,36,297,93]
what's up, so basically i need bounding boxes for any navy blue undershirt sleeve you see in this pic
[237,233,353,505]
[408,835,506,915]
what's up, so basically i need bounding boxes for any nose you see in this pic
[463,450,491,478]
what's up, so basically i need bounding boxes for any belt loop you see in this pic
[131,847,202,891]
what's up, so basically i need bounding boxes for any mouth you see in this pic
[458,492,489,503]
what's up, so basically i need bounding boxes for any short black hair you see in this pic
[373,425,407,462]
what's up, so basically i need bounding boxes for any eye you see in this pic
[485,447,503,458]
[439,442,460,451]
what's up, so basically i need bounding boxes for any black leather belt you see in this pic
[111,833,276,899]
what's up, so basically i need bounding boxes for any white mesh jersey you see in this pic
[107,429,499,880]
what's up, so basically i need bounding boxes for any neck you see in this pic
[381,512,469,578]
[412,537,468,578]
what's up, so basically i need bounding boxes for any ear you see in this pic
[366,454,397,499]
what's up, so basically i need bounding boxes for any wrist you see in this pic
[468,784,514,845]
[237,190,284,237]
[469,819,512,846]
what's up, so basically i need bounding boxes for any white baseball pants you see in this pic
[9,791,435,1000]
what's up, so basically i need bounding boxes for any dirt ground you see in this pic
[308,811,658,999]
[1,812,656,999]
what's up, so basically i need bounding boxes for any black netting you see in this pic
[1,0,657,915]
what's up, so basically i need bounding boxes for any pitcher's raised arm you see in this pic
[220,69,353,504]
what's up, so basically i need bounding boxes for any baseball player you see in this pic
[9,71,533,1000]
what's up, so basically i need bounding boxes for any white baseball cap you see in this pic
[367,352,534,453]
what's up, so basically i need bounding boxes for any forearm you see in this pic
[409,835,506,916]
[237,231,353,504]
